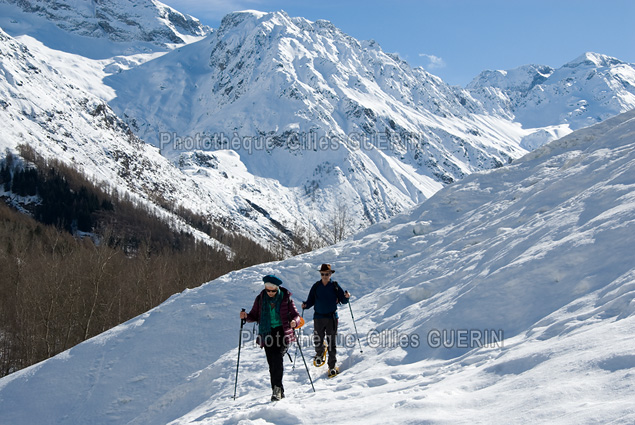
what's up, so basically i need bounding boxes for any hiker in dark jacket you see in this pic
[302,264,350,377]
[241,274,301,401]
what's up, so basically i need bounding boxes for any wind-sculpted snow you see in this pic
[1,110,634,424]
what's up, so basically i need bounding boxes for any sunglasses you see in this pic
[266,289,278,293]
[321,272,331,276]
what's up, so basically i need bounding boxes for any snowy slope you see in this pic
[1,110,633,424]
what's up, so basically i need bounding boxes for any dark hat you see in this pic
[263,275,283,287]
[318,264,335,274]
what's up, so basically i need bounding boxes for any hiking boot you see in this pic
[271,385,283,401]
[328,367,339,378]
[313,355,324,367]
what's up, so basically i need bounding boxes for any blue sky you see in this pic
[162,0,635,87]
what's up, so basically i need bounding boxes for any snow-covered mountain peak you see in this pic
[0,0,211,46]
[564,51,625,69]
[467,51,635,142]
[214,9,268,36]
[218,9,291,28]
[467,64,554,93]
[110,7,491,144]
[104,9,530,234]
[216,9,349,40]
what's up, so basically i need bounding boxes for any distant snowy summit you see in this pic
[467,52,635,148]
[0,0,211,45]
[102,9,539,235]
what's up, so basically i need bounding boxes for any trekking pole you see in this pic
[233,308,246,400]
[294,329,315,392]
[292,309,304,370]
[348,301,363,353]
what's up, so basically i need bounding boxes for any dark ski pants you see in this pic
[263,326,287,393]
[313,316,338,369]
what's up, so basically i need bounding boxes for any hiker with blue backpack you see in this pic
[302,264,350,378]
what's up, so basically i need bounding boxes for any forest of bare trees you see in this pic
[0,147,278,377]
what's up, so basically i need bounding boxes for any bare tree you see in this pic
[324,199,355,245]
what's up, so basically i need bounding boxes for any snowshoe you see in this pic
[313,355,324,367]
[313,344,327,367]
[327,367,340,378]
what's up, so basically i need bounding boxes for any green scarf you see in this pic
[259,289,283,337]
